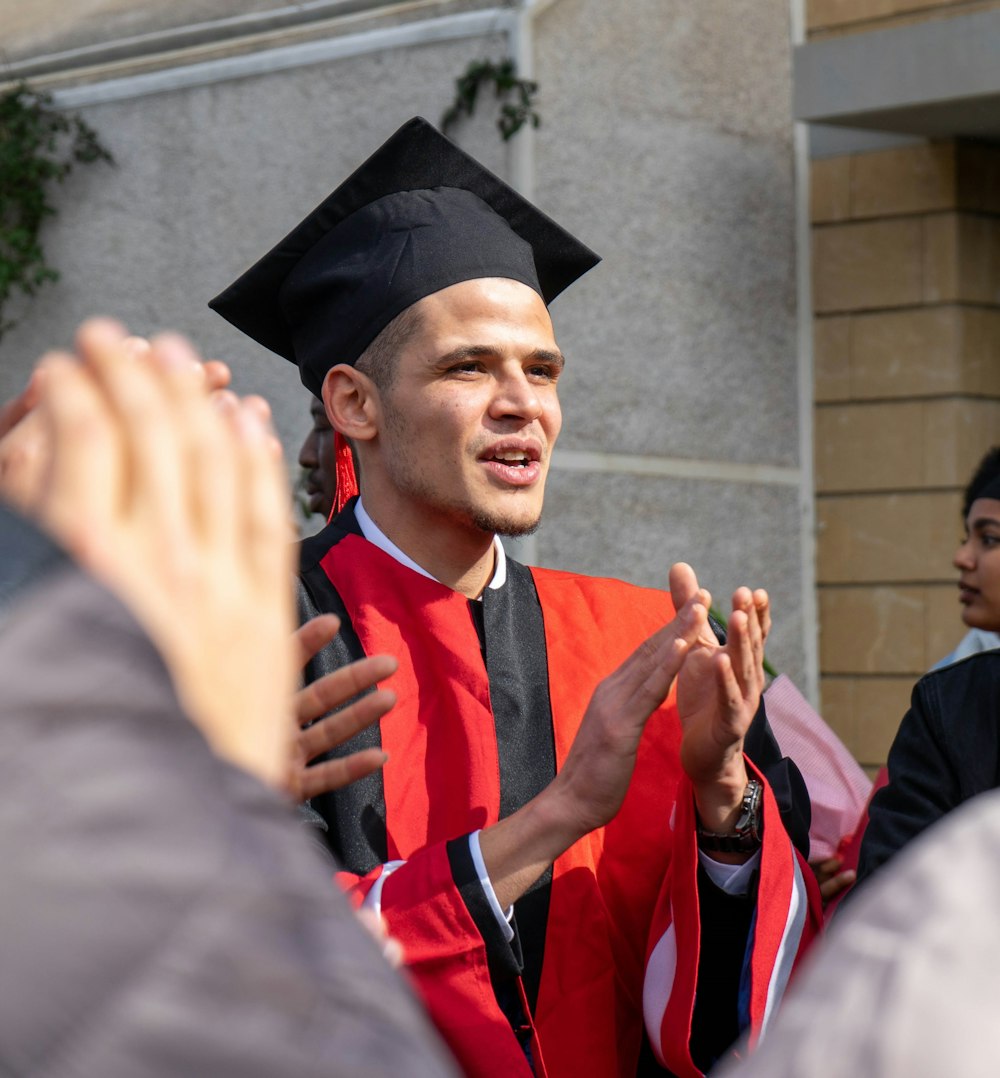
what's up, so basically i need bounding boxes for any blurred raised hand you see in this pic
[25,318,295,788]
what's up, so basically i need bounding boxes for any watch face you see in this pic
[696,780,764,852]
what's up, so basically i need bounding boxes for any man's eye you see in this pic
[982,533,1000,548]
[527,365,557,381]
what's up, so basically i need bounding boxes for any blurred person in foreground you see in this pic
[715,784,1000,1078]
[0,321,457,1078]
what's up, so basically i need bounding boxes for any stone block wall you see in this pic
[807,0,1000,38]
[811,140,1000,768]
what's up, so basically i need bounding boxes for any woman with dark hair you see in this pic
[855,445,1000,887]
[936,446,1000,664]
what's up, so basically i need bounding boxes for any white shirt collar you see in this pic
[354,498,507,592]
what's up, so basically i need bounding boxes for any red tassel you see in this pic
[330,430,359,521]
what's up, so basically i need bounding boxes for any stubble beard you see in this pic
[385,457,544,539]
[380,401,546,539]
[474,506,542,538]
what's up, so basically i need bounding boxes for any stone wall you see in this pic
[807,0,1000,39]
[811,140,1000,767]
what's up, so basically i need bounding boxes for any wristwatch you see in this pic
[696,778,763,853]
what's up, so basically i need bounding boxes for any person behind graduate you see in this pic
[853,444,1000,891]
[931,445,1000,670]
[0,321,458,1078]
[298,388,341,522]
[209,117,822,1078]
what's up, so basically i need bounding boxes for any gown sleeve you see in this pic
[337,840,535,1077]
[643,763,822,1078]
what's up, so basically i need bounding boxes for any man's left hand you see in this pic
[671,564,768,847]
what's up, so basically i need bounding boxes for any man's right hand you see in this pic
[478,589,708,911]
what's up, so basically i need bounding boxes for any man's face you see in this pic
[298,395,338,518]
[954,497,1000,630]
[372,277,563,538]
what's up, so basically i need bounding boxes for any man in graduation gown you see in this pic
[211,118,820,1078]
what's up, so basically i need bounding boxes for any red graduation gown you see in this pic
[301,525,820,1078]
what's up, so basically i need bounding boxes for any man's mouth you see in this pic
[480,443,542,486]
[490,450,532,466]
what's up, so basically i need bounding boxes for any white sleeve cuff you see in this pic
[698,849,762,895]
[469,830,515,942]
[360,859,406,916]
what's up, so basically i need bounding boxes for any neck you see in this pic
[359,492,497,599]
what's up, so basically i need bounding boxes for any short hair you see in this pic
[354,303,423,392]
[963,446,1000,519]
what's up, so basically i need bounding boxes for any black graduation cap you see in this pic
[208,116,600,396]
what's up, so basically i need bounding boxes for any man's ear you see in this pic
[322,364,379,442]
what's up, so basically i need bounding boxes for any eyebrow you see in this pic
[970,516,1000,531]
[435,345,566,370]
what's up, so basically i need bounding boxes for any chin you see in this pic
[468,504,543,538]
[962,607,1000,632]
[495,518,542,539]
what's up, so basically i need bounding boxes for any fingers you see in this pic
[233,395,292,586]
[810,855,843,884]
[711,633,758,744]
[753,588,771,643]
[0,368,44,438]
[35,353,121,556]
[295,653,398,728]
[623,596,708,717]
[713,605,762,738]
[299,686,396,753]
[731,584,770,668]
[355,908,404,968]
[728,588,767,698]
[293,614,342,668]
[668,563,699,614]
[298,747,390,800]
[120,333,232,396]
[0,400,49,512]
[819,869,856,904]
[726,608,758,696]
[241,394,271,424]
[121,335,151,359]
[202,359,232,392]
[81,326,203,554]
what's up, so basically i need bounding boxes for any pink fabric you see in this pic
[763,675,872,861]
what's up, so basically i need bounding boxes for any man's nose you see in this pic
[490,371,542,422]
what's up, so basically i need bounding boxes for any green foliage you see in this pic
[0,82,113,336]
[441,58,540,142]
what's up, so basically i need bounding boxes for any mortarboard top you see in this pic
[208,116,600,397]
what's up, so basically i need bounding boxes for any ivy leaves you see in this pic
[0,83,113,336]
[441,59,540,142]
